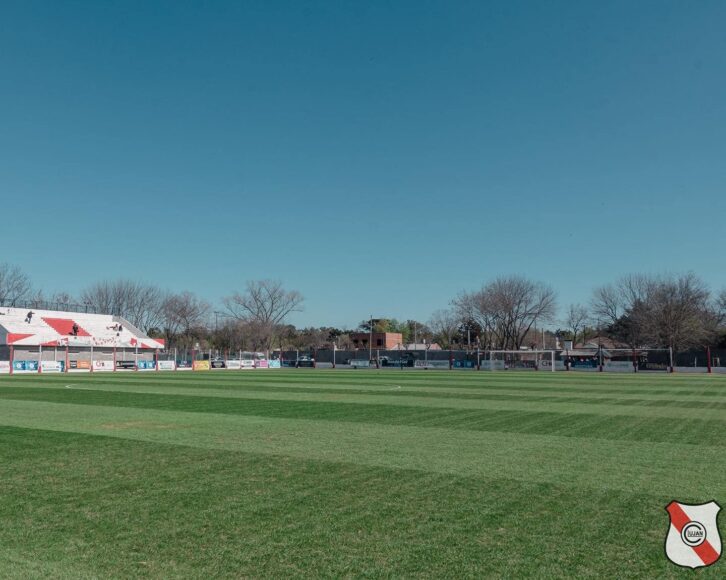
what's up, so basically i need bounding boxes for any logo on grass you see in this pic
[665,501,721,568]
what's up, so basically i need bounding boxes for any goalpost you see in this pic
[481,350,559,372]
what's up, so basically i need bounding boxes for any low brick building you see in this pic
[349,332,403,350]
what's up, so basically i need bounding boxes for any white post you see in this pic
[90,343,94,372]
[490,350,494,371]
[38,344,42,373]
[551,350,555,372]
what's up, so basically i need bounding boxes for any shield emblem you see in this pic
[665,501,721,568]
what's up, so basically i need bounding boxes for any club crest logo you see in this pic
[665,501,721,569]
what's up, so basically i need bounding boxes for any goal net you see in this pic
[601,348,672,372]
[481,350,560,371]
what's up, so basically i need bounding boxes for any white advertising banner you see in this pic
[157,360,176,371]
[225,360,242,369]
[93,360,115,372]
[0,361,10,374]
[414,360,449,369]
[241,360,255,369]
[40,361,63,373]
[604,361,635,372]
[480,360,506,370]
[350,359,370,368]
[539,359,566,370]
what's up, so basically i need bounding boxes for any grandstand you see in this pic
[0,307,164,373]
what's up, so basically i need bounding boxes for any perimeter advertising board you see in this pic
[93,360,115,372]
[13,361,38,373]
[414,360,450,369]
[40,361,64,373]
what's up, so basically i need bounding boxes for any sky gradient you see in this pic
[1,0,725,328]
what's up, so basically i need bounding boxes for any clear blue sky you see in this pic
[2,0,725,328]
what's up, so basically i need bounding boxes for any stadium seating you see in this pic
[0,307,163,349]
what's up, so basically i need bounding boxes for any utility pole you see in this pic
[369,315,373,362]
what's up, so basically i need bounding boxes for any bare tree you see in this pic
[591,274,655,347]
[564,304,590,345]
[224,280,304,352]
[0,263,32,305]
[453,275,556,350]
[641,273,715,353]
[161,291,211,348]
[81,279,167,332]
[592,273,719,352]
[428,309,460,349]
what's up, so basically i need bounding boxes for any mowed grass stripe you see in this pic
[5,369,726,397]
[7,374,726,405]
[0,385,724,446]
[0,425,700,578]
[0,399,725,499]
[2,383,726,422]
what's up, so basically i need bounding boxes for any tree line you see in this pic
[1,263,724,354]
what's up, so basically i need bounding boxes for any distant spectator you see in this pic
[71,323,79,336]
[25,311,34,323]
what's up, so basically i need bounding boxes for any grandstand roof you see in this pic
[0,307,164,349]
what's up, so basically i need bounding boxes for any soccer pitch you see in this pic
[0,370,724,577]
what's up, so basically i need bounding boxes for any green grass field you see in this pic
[1,370,724,578]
